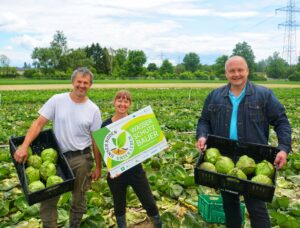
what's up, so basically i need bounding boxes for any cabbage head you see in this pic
[40,162,56,180]
[255,160,275,178]
[199,162,216,172]
[27,155,42,169]
[236,155,256,175]
[46,175,63,187]
[41,148,58,163]
[28,180,45,192]
[251,174,273,185]
[204,148,221,164]
[215,156,234,174]
[228,168,247,179]
[26,167,40,184]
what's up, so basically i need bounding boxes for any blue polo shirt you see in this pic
[229,87,246,140]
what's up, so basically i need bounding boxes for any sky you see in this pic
[0,0,299,67]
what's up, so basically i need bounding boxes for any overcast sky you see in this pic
[0,0,299,67]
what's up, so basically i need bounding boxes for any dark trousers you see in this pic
[107,164,159,217]
[221,191,271,228]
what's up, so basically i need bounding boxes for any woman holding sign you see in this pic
[101,90,162,228]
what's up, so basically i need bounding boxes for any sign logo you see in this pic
[104,130,134,161]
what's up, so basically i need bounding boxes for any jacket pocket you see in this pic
[249,103,265,122]
[208,104,224,130]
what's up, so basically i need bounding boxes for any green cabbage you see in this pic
[251,174,273,185]
[255,160,275,178]
[40,162,56,180]
[228,168,247,179]
[27,155,42,169]
[204,148,221,164]
[236,155,256,175]
[215,156,234,174]
[46,175,63,187]
[25,167,40,184]
[28,180,45,192]
[199,162,216,172]
[41,148,58,163]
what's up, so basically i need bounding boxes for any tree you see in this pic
[85,43,108,74]
[232,42,255,78]
[256,60,267,73]
[147,63,158,72]
[175,63,185,76]
[103,48,112,75]
[31,47,57,74]
[50,31,68,55]
[160,59,174,76]
[265,52,288,79]
[182,52,200,72]
[112,48,128,77]
[213,55,228,76]
[50,31,68,68]
[0,54,10,67]
[123,50,146,77]
[58,48,94,72]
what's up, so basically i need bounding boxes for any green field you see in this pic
[0,88,299,227]
[1,78,300,85]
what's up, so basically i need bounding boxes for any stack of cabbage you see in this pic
[25,148,63,192]
[199,148,275,185]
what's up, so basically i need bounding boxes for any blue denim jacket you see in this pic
[196,81,291,153]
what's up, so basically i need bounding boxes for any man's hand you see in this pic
[196,137,207,152]
[14,145,29,164]
[91,167,101,181]
[274,151,288,170]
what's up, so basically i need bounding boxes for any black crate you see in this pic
[194,135,279,202]
[9,129,75,205]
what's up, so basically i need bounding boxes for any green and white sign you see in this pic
[93,106,168,177]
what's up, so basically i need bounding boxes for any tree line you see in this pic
[1,31,300,81]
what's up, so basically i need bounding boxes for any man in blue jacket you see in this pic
[196,56,291,228]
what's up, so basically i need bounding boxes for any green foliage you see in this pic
[147,63,158,72]
[232,41,255,78]
[123,50,146,77]
[179,71,194,80]
[252,72,267,81]
[160,59,174,75]
[193,70,209,80]
[289,71,300,81]
[183,52,200,72]
[266,52,288,79]
[58,48,93,72]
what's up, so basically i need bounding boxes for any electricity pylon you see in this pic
[276,0,300,65]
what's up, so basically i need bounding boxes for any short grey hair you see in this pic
[225,56,248,71]
[71,67,94,84]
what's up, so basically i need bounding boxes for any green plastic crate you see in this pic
[198,194,245,224]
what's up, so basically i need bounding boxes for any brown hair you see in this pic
[114,90,132,103]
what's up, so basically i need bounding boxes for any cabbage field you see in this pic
[0,88,300,227]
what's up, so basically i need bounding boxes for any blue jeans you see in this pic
[221,191,270,228]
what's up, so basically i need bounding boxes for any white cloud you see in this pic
[0,12,27,31]
[213,11,258,18]
[11,35,47,49]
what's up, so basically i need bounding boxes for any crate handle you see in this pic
[45,184,61,194]
[226,177,241,184]
[195,154,203,167]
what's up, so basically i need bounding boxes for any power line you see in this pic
[276,0,300,65]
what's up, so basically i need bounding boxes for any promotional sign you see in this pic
[93,106,168,177]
